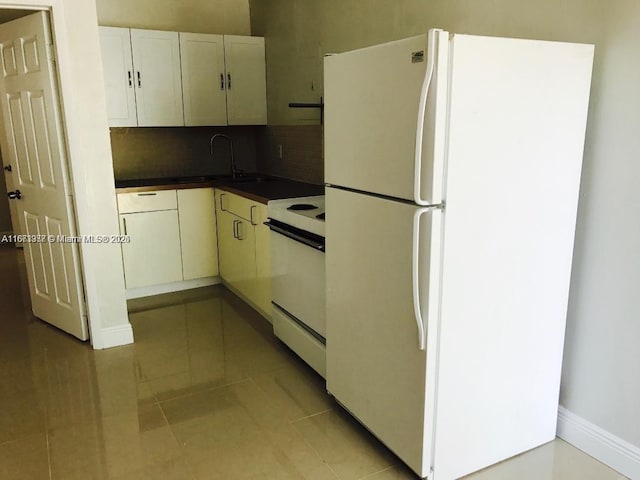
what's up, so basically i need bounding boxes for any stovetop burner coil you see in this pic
[287,204,318,211]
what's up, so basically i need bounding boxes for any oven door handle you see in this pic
[264,220,325,252]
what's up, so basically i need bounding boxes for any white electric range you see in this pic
[266,196,326,377]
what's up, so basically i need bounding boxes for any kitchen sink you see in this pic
[170,175,218,183]
[229,175,275,184]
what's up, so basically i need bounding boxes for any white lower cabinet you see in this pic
[116,186,270,312]
[120,209,183,289]
[118,188,218,291]
[215,188,271,318]
[217,208,256,296]
[178,188,219,280]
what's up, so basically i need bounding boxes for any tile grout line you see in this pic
[290,407,335,424]
[153,376,253,406]
[45,429,53,480]
[241,375,342,479]
[42,352,53,480]
[356,464,407,480]
[156,398,197,480]
[288,414,342,480]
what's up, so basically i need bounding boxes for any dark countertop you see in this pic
[115,175,324,204]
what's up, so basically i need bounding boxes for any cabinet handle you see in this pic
[236,220,243,240]
[227,73,231,90]
[250,205,257,226]
[220,73,224,90]
[123,217,128,235]
[232,219,238,239]
[137,71,142,87]
[137,192,157,196]
[220,193,227,211]
[127,71,133,88]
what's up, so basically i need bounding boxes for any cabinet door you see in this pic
[217,209,256,295]
[180,33,227,126]
[224,35,267,125]
[99,26,137,127]
[177,188,219,280]
[218,189,254,222]
[130,29,184,126]
[120,210,183,289]
[252,203,271,317]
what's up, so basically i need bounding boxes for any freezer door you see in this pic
[324,30,449,204]
[325,187,442,477]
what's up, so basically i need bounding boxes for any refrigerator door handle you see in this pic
[412,207,431,350]
[413,29,439,206]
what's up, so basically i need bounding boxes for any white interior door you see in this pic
[0,11,87,340]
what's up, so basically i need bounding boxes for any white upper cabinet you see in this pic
[100,27,266,127]
[180,33,267,126]
[224,35,267,125]
[130,29,184,126]
[180,33,228,126]
[99,26,137,127]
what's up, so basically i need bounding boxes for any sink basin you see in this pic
[230,175,274,184]
[169,176,218,184]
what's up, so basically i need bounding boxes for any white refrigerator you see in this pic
[324,30,594,479]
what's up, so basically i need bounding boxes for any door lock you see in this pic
[3,165,11,172]
[7,190,21,200]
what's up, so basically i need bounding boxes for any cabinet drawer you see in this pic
[118,190,177,213]
[217,189,260,224]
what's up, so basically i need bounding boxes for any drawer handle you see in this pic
[220,193,227,211]
[137,193,157,196]
[232,219,238,239]
[250,205,256,225]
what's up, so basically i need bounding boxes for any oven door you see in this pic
[267,219,326,338]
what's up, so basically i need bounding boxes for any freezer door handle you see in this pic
[413,30,437,206]
[412,207,432,350]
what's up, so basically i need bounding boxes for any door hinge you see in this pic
[47,43,56,63]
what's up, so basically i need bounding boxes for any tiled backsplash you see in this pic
[257,125,323,185]
[110,126,259,180]
[110,124,324,186]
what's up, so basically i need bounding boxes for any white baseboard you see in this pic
[99,323,134,349]
[125,276,220,299]
[558,406,640,479]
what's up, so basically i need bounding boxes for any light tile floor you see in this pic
[0,245,628,479]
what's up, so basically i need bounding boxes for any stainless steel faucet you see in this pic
[209,134,240,180]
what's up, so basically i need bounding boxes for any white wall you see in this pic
[560,0,640,447]
[95,0,250,34]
